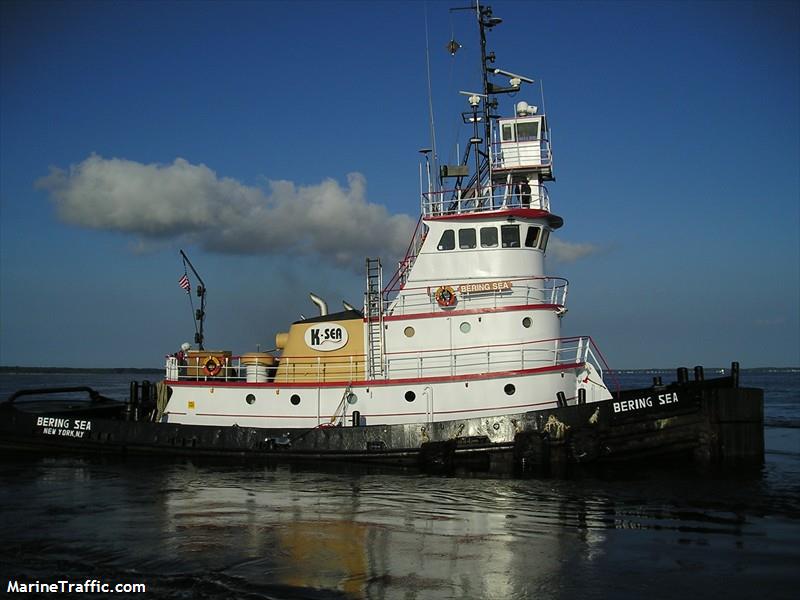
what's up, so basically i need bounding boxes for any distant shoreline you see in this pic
[0,366,163,374]
[0,366,796,375]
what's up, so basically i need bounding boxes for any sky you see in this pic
[1,0,798,369]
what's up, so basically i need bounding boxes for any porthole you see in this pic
[459,321,471,333]
[504,383,516,396]
[245,393,256,405]
[290,394,301,405]
[522,317,532,328]
[405,390,416,402]
[346,392,358,405]
[404,326,415,337]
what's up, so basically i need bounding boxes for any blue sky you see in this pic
[1,0,798,369]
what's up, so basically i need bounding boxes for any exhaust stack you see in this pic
[309,292,328,316]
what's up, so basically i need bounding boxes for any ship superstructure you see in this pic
[161,4,613,429]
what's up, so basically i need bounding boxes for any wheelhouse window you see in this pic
[539,229,550,251]
[525,226,541,248]
[458,228,477,249]
[501,121,540,142]
[516,121,540,141]
[437,229,455,251]
[480,227,498,248]
[501,224,520,248]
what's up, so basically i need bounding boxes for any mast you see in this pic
[180,249,207,350]
[478,3,494,187]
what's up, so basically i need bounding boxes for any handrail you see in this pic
[384,334,582,357]
[384,276,568,316]
[388,275,566,294]
[167,335,600,387]
[585,336,619,394]
[383,214,426,295]
[491,137,552,171]
[4,386,116,405]
[421,181,550,217]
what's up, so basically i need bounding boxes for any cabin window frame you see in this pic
[458,228,477,249]
[516,121,540,141]
[501,224,521,248]
[524,225,541,248]
[480,226,498,248]
[539,228,550,251]
[437,229,456,251]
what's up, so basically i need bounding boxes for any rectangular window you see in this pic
[480,227,498,248]
[516,121,540,141]
[437,229,455,251]
[458,228,476,249]
[501,224,521,248]
[502,124,514,142]
[539,228,550,251]
[524,226,540,248]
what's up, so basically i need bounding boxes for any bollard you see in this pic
[694,366,705,381]
[577,388,586,405]
[677,367,689,384]
[556,391,567,408]
[129,381,140,421]
[140,380,152,422]
[352,410,361,427]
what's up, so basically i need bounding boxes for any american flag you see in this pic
[178,274,191,294]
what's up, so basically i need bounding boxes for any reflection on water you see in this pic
[156,466,609,599]
[1,456,799,599]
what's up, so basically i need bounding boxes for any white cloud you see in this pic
[36,154,603,269]
[548,237,602,263]
[36,154,416,268]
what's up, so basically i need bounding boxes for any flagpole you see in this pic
[180,249,206,350]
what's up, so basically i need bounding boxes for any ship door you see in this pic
[423,386,434,422]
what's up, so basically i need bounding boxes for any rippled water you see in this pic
[0,371,798,599]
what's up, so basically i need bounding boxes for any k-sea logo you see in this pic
[304,323,349,352]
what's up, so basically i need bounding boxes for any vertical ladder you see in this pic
[365,258,384,379]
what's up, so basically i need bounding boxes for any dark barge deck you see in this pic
[0,364,763,474]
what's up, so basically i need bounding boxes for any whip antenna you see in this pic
[424,2,439,188]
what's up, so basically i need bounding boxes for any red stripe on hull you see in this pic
[424,208,555,222]
[167,362,584,390]
[177,399,556,421]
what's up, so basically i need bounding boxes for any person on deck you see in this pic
[175,343,190,375]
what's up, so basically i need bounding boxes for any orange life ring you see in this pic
[435,285,457,307]
[203,355,223,377]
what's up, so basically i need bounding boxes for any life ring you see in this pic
[203,356,223,377]
[435,285,457,307]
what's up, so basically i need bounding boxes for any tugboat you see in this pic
[0,4,763,472]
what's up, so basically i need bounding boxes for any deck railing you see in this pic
[165,334,603,385]
[383,215,426,295]
[491,138,552,171]
[384,276,568,316]
[384,336,600,380]
[421,182,550,218]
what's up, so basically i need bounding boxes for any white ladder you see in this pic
[365,258,384,379]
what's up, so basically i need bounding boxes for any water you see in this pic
[0,370,798,599]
